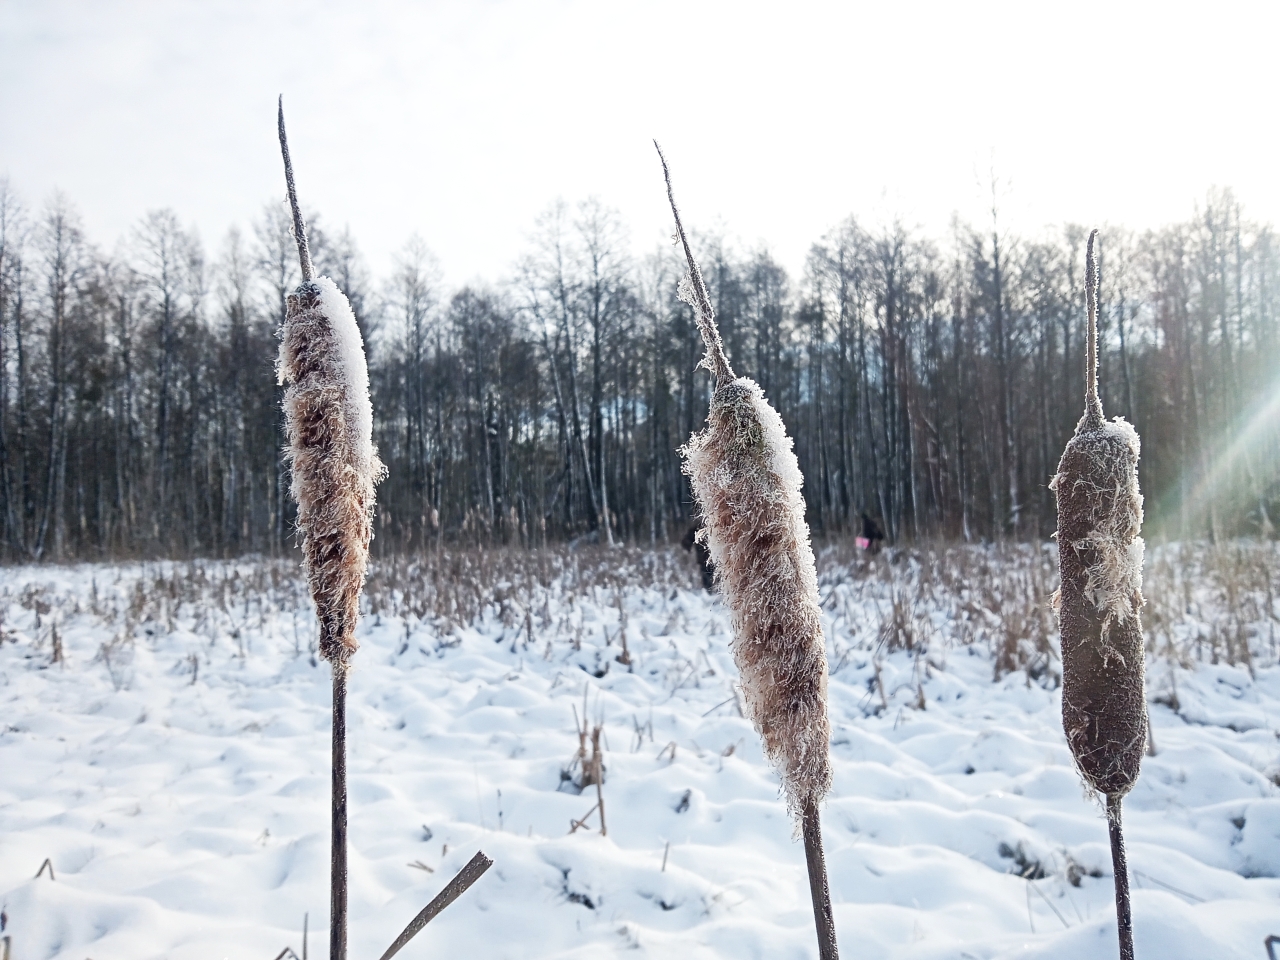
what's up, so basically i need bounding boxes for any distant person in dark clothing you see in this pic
[682,523,716,591]
[859,512,885,555]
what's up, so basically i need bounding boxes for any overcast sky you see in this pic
[2,0,1277,287]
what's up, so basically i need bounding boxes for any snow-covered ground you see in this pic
[1,544,1277,960]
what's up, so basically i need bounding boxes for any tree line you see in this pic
[0,179,1275,560]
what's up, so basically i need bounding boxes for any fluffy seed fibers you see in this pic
[278,277,385,666]
[683,377,832,820]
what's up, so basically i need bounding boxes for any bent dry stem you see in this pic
[377,851,495,960]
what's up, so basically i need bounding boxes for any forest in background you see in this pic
[0,179,1276,561]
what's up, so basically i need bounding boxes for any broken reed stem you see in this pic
[278,96,313,282]
[1106,794,1135,960]
[376,851,494,960]
[331,668,349,960]
[802,798,839,960]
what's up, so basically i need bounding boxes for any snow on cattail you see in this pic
[279,278,384,664]
[1051,229,1146,800]
[277,103,385,669]
[658,145,831,823]
[683,377,833,816]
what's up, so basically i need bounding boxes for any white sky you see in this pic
[2,0,1277,287]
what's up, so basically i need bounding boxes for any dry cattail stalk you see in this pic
[1051,228,1145,960]
[276,97,384,960]
[656,142,838,960]
[276,100,487,960]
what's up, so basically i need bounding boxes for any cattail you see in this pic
[276,98,384,960]
[1051,229,1145,960]
[275,99,490,960]
[656,143,838,960]
[276,111,383,666]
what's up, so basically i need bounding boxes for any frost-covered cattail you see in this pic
[277,108,385,667]
[276,98,384,960]
[656,143,838,960]
[276,99,488,960]
[278,276,383,663]
[1051,229,1145,960]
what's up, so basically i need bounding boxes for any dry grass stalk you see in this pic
[656,142,838,960]
[1051,229,1145,960]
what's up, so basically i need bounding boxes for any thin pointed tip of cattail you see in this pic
[653,140,670,180]
[653,140,682,243]
[653,144,733,384]
[1084,228,1101,415]
[1086,229,1100,294]
[277,97,313,282]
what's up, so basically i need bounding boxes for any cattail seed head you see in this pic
[656,142,831,821]
[683,376,833,819]
[279,276,385,667]
[1052,229,1146,799]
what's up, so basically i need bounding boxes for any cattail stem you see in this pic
[1106,794,1135,960]
[653,141,734,386]
[331,668,349,960]
[802,798,840,960]
[277,96,314,282]
[1084,229,1102,426]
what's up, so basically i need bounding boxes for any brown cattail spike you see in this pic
[278,96,314,283]
[659,145,831,821]
[1052,229,1146,800]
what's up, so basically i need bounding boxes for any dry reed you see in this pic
[656,142,838,960]
[277,98,383,960]
[276,98,491,960]
[1051,229,1145,960]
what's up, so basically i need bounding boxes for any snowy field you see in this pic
[1,543,1278,960]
